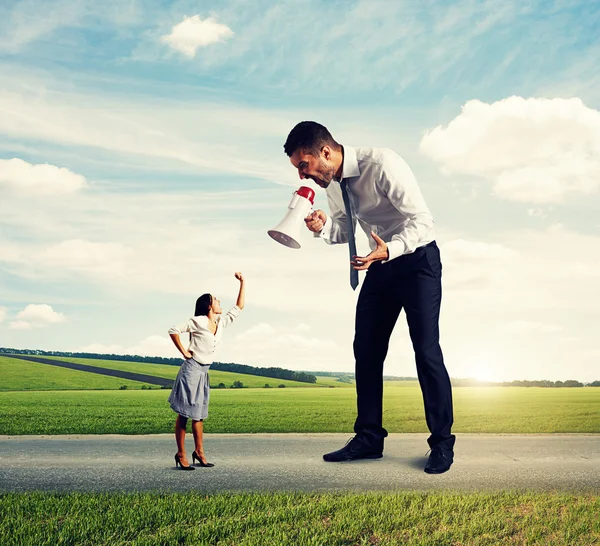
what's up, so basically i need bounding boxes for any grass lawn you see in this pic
[0,356,156,391]
[0,385,598,435]
[0,491,597,545]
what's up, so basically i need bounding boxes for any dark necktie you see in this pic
[340,180,359,290]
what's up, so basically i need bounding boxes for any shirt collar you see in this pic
[339,145,360,181]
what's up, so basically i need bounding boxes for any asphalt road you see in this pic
[1,433,598,493]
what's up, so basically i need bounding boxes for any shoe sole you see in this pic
[424,464,452,474]
[323,453,383,462]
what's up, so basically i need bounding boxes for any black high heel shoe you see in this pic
[174,453,195,470]
[192,451,215,467]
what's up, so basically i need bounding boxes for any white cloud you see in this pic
[235,323,276,340]
[9,303,66,329]
[77,335,173,357]
[0,158,87,196]
[438,238,517,291]
[0,182,360,314]
[432,227,600,382]
[0,307,7,324]
[76,342,125,354]
[527,207,548,218]
[9,321,32,330]
[39,239,129,280]
[0,237,129,283]
[221,322,345,371]
[420,96,600,204]
[0,78,294,184]
[442,238,516,262]
[501,320,563,334]
[161,15,234,57]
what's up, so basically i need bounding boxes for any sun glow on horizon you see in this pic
[463,352,507,383]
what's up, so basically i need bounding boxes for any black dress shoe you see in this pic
[424,447,453,474]
[323,436,383,462]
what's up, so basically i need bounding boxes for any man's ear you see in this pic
[321,145,331,160]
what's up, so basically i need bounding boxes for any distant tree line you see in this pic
[0,347,317,384]
[309,371,354,378]
[308,371,419,381]
[208,362,316,383]
[452,378,594,388]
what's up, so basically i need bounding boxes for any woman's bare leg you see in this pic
[192,419,207,462]
[175,415,190,465]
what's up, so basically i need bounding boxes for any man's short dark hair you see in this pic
[283,121,340,157]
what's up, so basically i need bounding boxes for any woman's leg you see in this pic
[192,419,207,462]
[175,415,190,463]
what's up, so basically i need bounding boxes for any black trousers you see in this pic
[353,240,455,451]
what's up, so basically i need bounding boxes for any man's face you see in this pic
[289,147,335,188]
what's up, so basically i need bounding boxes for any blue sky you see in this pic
[1,0,599,381]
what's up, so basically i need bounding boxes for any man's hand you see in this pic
[304,210,327,233]
[183,350,192,359]
[351,231,389,270]
[234,272,244,282]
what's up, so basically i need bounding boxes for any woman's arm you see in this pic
[169,333,192,359]
[234,271,245,310]
[220,273,245,329]
[168,320,193,359]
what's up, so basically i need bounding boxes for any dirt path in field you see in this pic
[1,434,598,493]
[6,354,174,388]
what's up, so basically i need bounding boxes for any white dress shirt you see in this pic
[168,306,241,365]
[317,146,435,262]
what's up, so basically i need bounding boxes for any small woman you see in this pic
[167,272,245,470]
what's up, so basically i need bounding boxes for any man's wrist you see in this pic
[382,240,404,263]
[315,216,332,240]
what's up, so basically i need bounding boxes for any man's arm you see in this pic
[308,190,352,245]
[378,150,434,262]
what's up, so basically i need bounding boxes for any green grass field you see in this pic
[1,384,598,435]
[1,357,598,545]
[0,491,597,545]
[0,356,156,391]
[31,355,347,388]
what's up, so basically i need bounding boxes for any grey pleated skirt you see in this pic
[168,357,210,420]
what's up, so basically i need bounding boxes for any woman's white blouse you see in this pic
[168,306,241,365]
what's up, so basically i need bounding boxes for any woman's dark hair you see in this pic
[283,121,340,157]
[194,293,213,316]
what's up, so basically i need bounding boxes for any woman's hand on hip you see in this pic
[183,350,192,359]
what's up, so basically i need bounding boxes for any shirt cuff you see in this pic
[314,216,333,240]
[382,239,405,263]
[229,305,241,316]
[168,327,181,334]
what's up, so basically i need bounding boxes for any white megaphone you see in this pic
[268,186,316,249]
